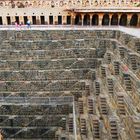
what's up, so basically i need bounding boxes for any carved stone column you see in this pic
[2,16,7,25]
[81,14,84,26]
[36,16,40,25]
[99,13,103,26]
[137,14,140,27]
[109,14,113,26]
[54,16,57,25]
[62,16,66,25]
[118,14,121,25]
[71,14,75,25]
[45,15,49,25]
[127,14,132,26]
[11,16,16,24]
[19,16,23,24]
[90,14,93,26]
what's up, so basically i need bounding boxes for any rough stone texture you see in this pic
[0,30,140,140]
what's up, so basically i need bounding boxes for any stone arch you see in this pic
[8,2,12,7]
[29,3,32,7]
[20,2,24,7]
[75,14,82,25]
[38,1,42,6]
[59,1,63,6]
[77,0,80,4]
[16,2,20,7]
[95,0,98,5]
[102,14,109,25]
[111,14,118,25]
[119,14,127,26]
[4,2,8,7]
[92,14,98,25]
[33,1,37,7]
[51,1,55,7]
[29,2,32,6]
[11,2,15,8]
[83,14,90,25]
[25,1,28,7]
[16,2,24,8]
[0,2,3,7]
[112,0,115,3]
[42,1,46,7]
[130,14,138,26]
[77,0,81,5]
[85,0,90,6]
[103,0,107,3]
[68,0,72,6]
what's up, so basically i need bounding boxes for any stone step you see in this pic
[0,48,97,60]
[0,80,86,92]
[0,58,98,70]
[0,69,95,81]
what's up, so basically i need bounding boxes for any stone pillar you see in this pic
[118,14,121,25]
[90,14,92,26]
[54,16,57,25]
[2,16,7,25]
[53,16,58,25]
[19,16,24,24]
[71,15,75,25]
[11,16,16,24]
[138,14,140,27]
[62,16,66,25]
[99,14,103,26]
[109,14,112,26]
[81,14,84,26]
[127,14,132,26]
[36,16,40,25]
[45,15,49,25]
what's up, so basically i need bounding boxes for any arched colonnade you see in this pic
[1,13,139,26]
[73,13,139,26]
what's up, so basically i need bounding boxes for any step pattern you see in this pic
[0,30,140,140]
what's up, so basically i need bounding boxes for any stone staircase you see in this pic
[0,30,140,140]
